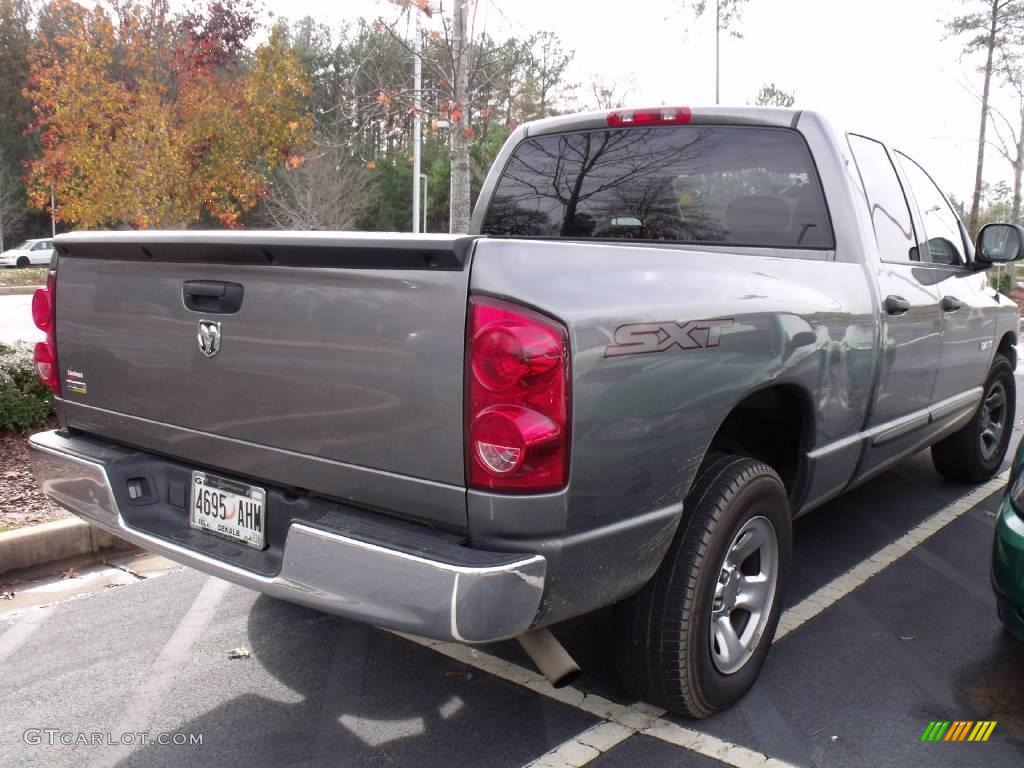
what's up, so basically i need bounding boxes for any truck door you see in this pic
[847,134,943,478]
[893,151,997,415]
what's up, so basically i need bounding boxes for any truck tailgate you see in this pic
[53,232,475,529]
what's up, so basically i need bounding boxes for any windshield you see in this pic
[482,125,834,249]
[12,241,32,251]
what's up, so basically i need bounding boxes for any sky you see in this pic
[258,0,1003,205]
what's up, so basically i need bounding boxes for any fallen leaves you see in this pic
[0,431,69,532]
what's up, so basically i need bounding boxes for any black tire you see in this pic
[614,454,792,718]
[931,353,1015,483]
[15,256,29,268]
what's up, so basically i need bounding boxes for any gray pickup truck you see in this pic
[28,106,1023,717]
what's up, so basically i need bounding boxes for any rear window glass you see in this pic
[482,125,834,249]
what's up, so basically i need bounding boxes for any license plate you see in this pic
[189,471,266,550]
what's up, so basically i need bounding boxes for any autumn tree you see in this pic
[25,0,312,229]
[948,0,1024,236]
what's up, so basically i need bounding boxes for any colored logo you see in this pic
[921,721,997,742]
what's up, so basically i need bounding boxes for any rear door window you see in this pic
[482,125,834,249]
[847,134,918,262]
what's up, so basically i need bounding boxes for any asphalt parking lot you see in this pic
[3,407,1024,767]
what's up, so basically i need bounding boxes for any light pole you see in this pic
[410,3,441,232]
[50,184,56,237]
[412,8,422,233]
[714,0,720,105]
[420,173,429,232]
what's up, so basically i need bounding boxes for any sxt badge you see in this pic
[605,319,734,358]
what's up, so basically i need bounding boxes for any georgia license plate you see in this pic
[189,471,266,550]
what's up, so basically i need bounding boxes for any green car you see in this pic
[994,440,1024,641]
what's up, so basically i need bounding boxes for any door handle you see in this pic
[941,295,963,312]
[183,281,244,314]
[883,295,911,316]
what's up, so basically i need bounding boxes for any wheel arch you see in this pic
[702,382,816,509]
[997,330,1017,369]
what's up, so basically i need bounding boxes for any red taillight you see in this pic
[466,297,569,492]
[33,341,57,389]
[31,288,51,332]
[606,107,692,127]
[32,271,59,393]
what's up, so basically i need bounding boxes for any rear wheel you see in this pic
[932,353,1015,483]
[614,454,792,717]
[16,256,29,268]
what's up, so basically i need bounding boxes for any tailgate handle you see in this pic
[183,281,244,314]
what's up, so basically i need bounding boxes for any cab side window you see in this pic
[894,152,967,266]
[847,134,918,262]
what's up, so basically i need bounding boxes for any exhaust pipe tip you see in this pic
[550,666,582,689]
[516,627,581,689]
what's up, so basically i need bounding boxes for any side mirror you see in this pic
[975,223,1024,264]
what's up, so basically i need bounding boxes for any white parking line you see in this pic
[0,605,53,665]
[775,469,1009,640]
[394,633,799,767]
[525,722,634,768]
[89,577,231,768]
[642,719,798,768]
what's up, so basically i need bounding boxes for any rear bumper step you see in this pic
[28,430,546,643]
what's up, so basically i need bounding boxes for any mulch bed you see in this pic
[0,431,68,532]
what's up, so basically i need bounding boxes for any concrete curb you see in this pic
[0,285,43,296]
[0,518,135,577]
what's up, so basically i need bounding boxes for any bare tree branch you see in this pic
[258,140,373,231]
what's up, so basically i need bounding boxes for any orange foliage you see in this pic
[24,0,312,229]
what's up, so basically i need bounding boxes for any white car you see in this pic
[0,238,55,268]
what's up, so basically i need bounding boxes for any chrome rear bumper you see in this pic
[28,430,546,643]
